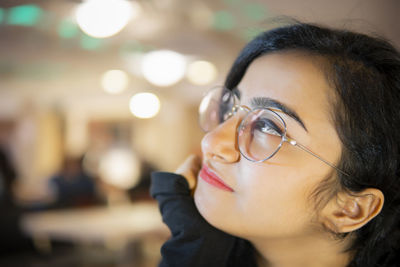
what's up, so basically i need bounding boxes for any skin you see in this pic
[195,51,342,233]
[176,51,378,266]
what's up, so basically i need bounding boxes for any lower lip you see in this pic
[199,165,233,192]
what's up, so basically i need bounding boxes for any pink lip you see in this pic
[199,164,234,192]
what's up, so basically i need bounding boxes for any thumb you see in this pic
[175,154,202,190]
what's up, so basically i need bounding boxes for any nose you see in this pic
[201,114,241,163]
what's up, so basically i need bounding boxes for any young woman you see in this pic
[151,22,400,267]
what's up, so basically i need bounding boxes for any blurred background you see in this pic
[0,0,398,266]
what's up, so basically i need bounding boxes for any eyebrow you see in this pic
[250,97,308,132]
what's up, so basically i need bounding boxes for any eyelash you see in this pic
[253,118,283,136]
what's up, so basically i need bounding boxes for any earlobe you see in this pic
[321,188,384,233]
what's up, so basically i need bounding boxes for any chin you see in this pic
[193,180,234,234]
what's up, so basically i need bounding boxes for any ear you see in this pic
[320,188,384,233]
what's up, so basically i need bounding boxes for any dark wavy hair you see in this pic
[224,22,400,267]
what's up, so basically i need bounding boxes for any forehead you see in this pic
[237,51,333,125]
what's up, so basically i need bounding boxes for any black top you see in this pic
[150,172,257,267]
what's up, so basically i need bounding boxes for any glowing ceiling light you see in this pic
[99,148,141,189]
[101,69,129,94]
[186,60,217,85]
[76,0,141,38]
[129,93,160,119]
[142,50,186,87]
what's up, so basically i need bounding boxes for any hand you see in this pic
[175,154,202,191]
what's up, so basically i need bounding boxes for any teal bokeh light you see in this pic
[58,19,79,39]
[0,8,5,24]
[244,3,266,21]
[212,11,235,31]
[80,34,103,50]
[7,5,43,26]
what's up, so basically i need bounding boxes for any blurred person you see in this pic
[151,22,400,267]
[0,145,34,255]
[0,146,16,206]
[48,156,100,209]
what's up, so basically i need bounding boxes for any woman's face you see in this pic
[194,52,343,240]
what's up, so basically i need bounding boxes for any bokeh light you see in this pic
[98,148,141,189]
[129,93,161,119]
[7,5,43,26]
[80,34,103,50]
[58,19,80,39]
[212,10,235,31]
[243,3,267,21]
[101,70,129,94]
[0,8,5,24]
[186,60,217,85]
[141,50,186,87]
[75,0,140,38]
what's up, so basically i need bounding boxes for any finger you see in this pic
[189,154,202,173]
[176,155,202,190]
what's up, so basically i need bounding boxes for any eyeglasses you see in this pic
[198,86,349,177]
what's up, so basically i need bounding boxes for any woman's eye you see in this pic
[253,119,283,136]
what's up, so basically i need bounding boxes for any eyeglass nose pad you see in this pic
[224,105,245,123]
[231,105,250,119]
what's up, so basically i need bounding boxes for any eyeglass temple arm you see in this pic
[285,137,350,177]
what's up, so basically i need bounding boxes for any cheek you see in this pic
[235,165,320,237]
[193,161,328,239]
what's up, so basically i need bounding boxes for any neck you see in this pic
[250,233,352,267]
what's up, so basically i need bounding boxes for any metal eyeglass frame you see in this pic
[224,104,350,177]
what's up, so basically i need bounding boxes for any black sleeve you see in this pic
[150,172,237,267]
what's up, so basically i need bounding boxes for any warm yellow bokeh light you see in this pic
[129,93,161,119]
[99,148,141,189]
[142,50,186,87]
[76,0,140,38]
[186,60,217,85]
[101,69,129,94]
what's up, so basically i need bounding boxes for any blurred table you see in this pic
[21,201,169,250]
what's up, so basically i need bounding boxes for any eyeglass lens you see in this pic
[199,87,287,162]
[199,87,236,132]
[238,109,286,161]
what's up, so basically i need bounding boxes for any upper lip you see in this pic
[201,163,234,191]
